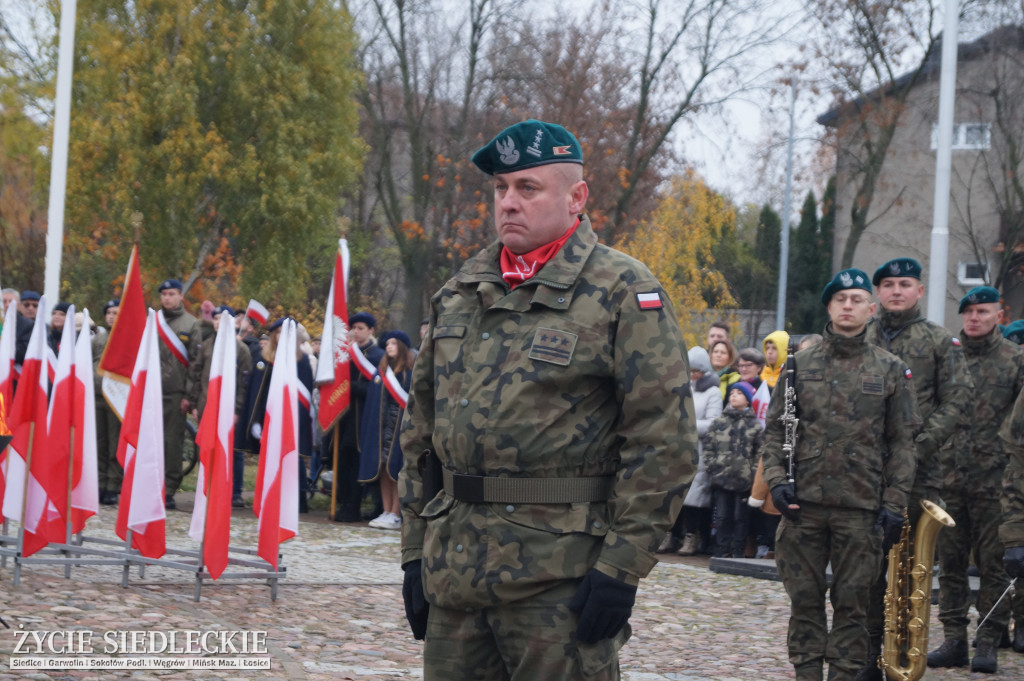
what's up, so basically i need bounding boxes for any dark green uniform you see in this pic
[763,324,918,681]
[936,326,1024,646]
[864,304,972,647]
[92,329,123,497]
[399,214,697,680]
[159,304,200,495]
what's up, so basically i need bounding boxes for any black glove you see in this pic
[770,483,800,521]
[568,569,637,644]
[402,560,429,640]
[1004,546,1024,579]
[874,507,905,553]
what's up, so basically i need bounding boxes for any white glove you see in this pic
[251,423,263,440]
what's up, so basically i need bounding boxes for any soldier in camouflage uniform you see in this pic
[398,119,697,681]
[858,257,972,680]
[998,321,1024,653]
[763,269,918,681]
[156,279,201,509]
[927,286,1024,674]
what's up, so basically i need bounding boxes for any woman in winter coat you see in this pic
[657,346,723,555]
[710,338,739,401]
[358,330,415,530]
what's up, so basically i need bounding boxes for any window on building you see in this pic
[931,123,991,150]
[957,261,990,286]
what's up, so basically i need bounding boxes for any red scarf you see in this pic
[500,219,579,289]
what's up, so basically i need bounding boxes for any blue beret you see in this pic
[472,119,583,175]
[872,257,922,285]
[821,268,872,305]
[103,298,120,314]
[380,329,412,350]
[214,304,235,317]
[1003,319,1024,345]
[959,286,1000,313]
[348,312,376,328]
[21,290,40,301]
[158,279,183,292]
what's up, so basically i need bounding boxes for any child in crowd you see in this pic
[702,381,763,558]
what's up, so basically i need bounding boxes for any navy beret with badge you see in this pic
[872,257,922,286]
[103,298,120,314]
[821,268,872,305]
[158,279,183,292]
[472,119,583,175]
[1003,319,1024,345]
[958,285,1000,313]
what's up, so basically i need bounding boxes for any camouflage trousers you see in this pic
[422,580,628,681]
[163,394,187,494]
[96,399,123,494]
[776,503,882,681]
[936,492,1011,645]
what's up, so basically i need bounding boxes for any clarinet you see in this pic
[780,340,799,486]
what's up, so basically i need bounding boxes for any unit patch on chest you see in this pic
[861,374,885,395]
[528,327,578,366]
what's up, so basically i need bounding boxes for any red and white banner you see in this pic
[69,309,99,532]
[98,245,147,385]
[3,296,57,556]
[157,310,189,367]
[315,239,351,431]
[246,299,269,326]
[115,310,166,559]
[189,313,237,579]
[254,320,299,570]
[383,366,408,409]
[42,306,80,540]
[752,379,772,428]
[0,303,18,522]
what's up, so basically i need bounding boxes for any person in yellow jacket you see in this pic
[759,330,790,389]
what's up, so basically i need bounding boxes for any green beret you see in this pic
[1003,319,1024,345]
[821,268,872,305]
[958,285,1000,313]
[872,257,922,285]
[472,119,583,175]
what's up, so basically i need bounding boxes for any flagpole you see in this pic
[330,423,339,519]
[14,422,36,586]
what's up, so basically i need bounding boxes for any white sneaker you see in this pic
[379,513,402,530]
[368,513,389,529]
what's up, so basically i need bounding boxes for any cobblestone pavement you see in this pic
[1,499,1022,680]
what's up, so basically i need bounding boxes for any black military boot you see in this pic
[1014,620,1024,653]
[971,641,998,673]
[926,638,969,668]
[854,637,883,681]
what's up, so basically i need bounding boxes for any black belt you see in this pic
[442,468,614,504]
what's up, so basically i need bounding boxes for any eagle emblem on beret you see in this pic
[497,136,519,165]
[840,272,853,286]
[890,262,901,275]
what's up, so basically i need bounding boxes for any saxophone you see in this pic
[879,499,955,681]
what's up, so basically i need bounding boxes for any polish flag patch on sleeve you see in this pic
[636,291,663,310]
[904,368,913,380]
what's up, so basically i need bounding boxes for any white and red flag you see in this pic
[3,296,58,556]
[253,319,299,570]
[315,239,351,431]
[752,379,772,428]
[114,309,166,559]
[188,313,237,579]
[57,309,99,533]
[0,302,18,522]
[246,299,269,326]
[99,245,148,418]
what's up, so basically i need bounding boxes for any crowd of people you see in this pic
[0,282,414,530]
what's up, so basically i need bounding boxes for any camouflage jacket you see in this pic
[186,334,252,417]
[159,304,200,396]
[703,407,762,492]
[763,324,919,513]
[399,214,697,610]
[999,393,1024,547]
[870,304,972,493]
[947,326,1024,496]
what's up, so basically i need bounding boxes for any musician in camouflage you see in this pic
[999,327,1024,653]
[398,119,697,681]
[763,268,919,681]
[928,286,1024,674]
[859,257,972,680]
